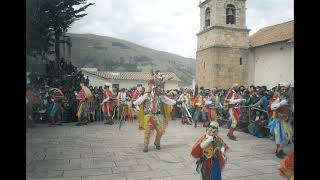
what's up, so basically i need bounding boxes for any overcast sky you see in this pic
[68,0,293,59]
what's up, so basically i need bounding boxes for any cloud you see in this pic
[69,0,293,59]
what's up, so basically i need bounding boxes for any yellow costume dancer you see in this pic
[133,71,176,153]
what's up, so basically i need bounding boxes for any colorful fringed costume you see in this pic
[133,91,176,152]
[268,94,293,158]
[192,94,206,128]
[191,124,228,180]
[133,70,176,152]
[76,85,93,125]
[278,153,294,180]
[102,86,114,124]
[224,85,242,141]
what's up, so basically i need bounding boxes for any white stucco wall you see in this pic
[251,41,294,89]
[82,71,179,91]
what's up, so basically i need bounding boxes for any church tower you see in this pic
[196,0,250,88]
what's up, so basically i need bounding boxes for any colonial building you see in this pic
[249,21,294,89]
[196,0,294,89]
[81,70,181,91]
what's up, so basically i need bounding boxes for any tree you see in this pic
[26,0,94,60]
[26,0,54,57]
[47,0,94,61]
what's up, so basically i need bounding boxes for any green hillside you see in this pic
[68,33,195,86]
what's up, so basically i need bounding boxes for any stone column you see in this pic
[67,37,71,63]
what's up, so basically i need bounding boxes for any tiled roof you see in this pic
[249,20,294,47]
[82,70,181,81]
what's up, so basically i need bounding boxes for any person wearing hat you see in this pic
[102,82,114,125]
[75,83,93,126]
[268,84,293,159]
[177,89,192,125]
[133,84,176,152]
[223,83,245,141]
[48,87,65,126]
[191,90,206,128]
[204,90,218,127]
[191,121,228,180]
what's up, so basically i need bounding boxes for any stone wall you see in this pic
[197,27,249,50]
[196,46,250,88]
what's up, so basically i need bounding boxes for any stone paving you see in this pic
[26,120,284,180]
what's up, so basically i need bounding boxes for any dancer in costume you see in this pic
[75,83,93,126]
[192,91,206,128]
[191,121,228,180]
[133,70,176,152]
[116,88,127,121]
[278,152,294,180]
[224,83,245,141]
[268,84,293,158]
[102,83,114,125]
[177,89,192,125]
[204,90,218,126]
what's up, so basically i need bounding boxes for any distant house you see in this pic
[81,70,181,91]
[80,68,98,72]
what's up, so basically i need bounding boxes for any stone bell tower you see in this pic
[196,0,250,88]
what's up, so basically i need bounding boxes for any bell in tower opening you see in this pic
[226,4,236,24]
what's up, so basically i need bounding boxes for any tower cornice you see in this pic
[197,25,250,36]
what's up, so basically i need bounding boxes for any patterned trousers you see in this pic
[144,114,164,149]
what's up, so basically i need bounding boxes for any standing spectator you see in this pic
[103,83,114,125]
[48,88,64,126]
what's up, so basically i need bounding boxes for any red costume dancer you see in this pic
[224,83,243,141]
[191,121,228,180]
[103,83,114,125]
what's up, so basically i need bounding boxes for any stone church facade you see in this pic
[196,0,294,89]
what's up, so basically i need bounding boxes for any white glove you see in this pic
[279,99,288,106]
[135,105,140,111]
[221,147,225,154]
[200,136,213,149]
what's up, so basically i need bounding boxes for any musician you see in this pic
[102,83,114,125]
[268,84,293,158]
[224,83,245,141]
[191,121,228,180]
